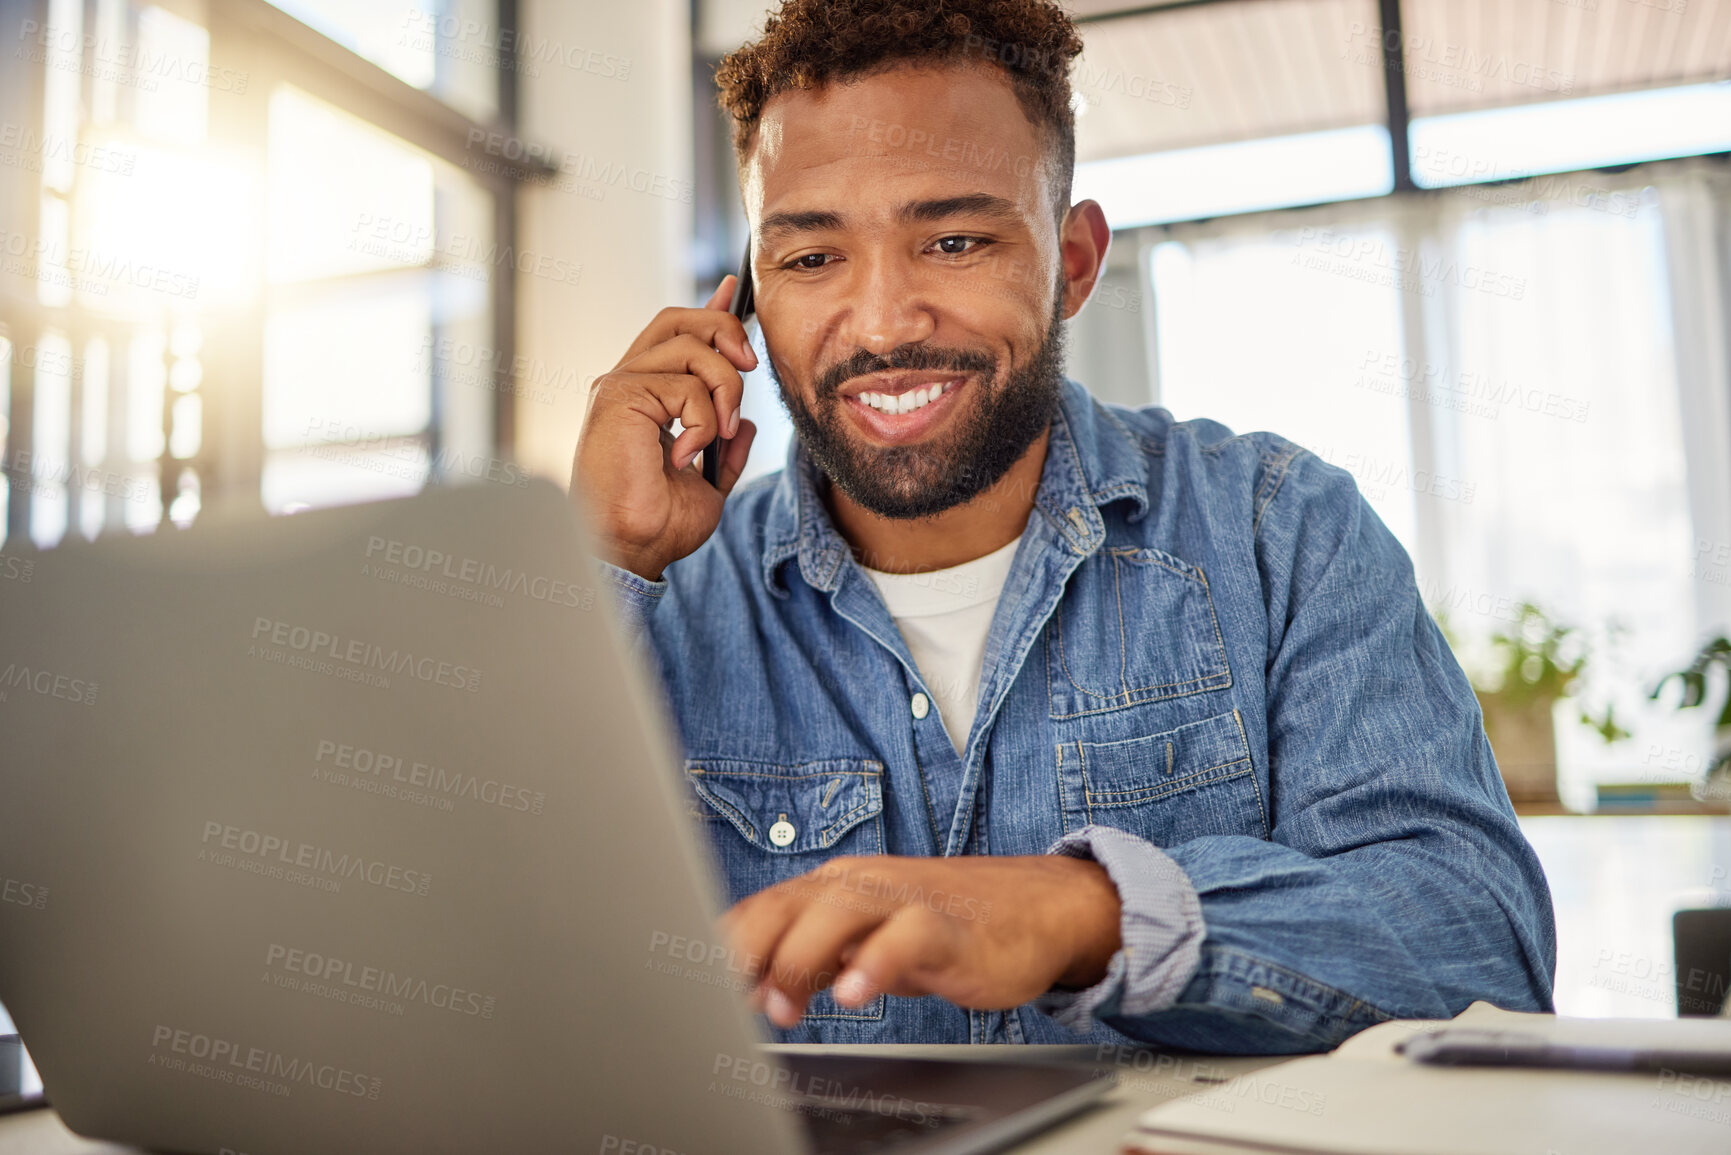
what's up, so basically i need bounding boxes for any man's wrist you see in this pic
[1033,825,1204,1029]
[604,542,669,583]
[1052,857,1122,989]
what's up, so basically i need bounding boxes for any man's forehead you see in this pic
[743,62,1049,222]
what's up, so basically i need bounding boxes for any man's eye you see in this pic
[787,253,832,270]
[934,236,990,256]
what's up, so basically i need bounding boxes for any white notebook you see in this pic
[1122,1002,1731,1155]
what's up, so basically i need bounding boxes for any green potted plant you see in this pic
[1442,602,1627,807]
[1650,636,1731,809]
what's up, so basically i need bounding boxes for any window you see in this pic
[1139,159,1724,806]
[260,85,494,514]
[0,0,534,549]
[1063,0,1731,807]
[1150,218,1415,547]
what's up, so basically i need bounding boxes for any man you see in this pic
[571,0,1555,1053]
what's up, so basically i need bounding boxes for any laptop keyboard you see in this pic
[793,1095,978,1154]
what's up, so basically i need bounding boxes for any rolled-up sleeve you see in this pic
[1032,825,1204,1029]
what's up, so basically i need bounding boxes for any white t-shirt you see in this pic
[860,533,1024,756]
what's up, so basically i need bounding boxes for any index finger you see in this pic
[615,277,756,371]
[704,274,734,311]
[717,880,797,986]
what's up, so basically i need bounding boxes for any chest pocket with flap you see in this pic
[684,757,886,1022]
[1046,546,1231,720]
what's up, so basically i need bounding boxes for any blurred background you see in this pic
[0,0,1729,1031]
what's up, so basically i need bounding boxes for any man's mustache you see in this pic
[815,345,998,398]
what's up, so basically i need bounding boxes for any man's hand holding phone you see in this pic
[572,274,758,581]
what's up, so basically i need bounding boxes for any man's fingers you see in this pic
[716,419,758,495]
[708,273,759,369]
[834,906,963,1007]
[617,333,744,452]
[704,274,734,312]
[718,887,801,991]
[616,296,757,373]
[722,861,890,1028]
[597,371,722,472]
[756,900,885,1027]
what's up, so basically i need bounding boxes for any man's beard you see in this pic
[767,290,1067,520]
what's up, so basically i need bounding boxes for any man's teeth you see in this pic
[856,380,953,415]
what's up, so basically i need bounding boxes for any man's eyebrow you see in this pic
[757,193,1023,248]
[897,193,1022,226]
[758,209,847,248]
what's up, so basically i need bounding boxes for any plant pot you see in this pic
[1477,690,1560,805]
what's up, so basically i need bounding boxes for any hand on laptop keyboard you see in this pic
[720,854,1122,1027]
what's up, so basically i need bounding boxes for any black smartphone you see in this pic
[1398,1026,1731,1077]
[702,240,755,487]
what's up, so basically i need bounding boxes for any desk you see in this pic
[0,1044,1287,1154]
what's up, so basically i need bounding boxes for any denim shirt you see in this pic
[596,376,1557,1054]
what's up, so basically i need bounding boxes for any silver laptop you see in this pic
[0,478,1111,1154]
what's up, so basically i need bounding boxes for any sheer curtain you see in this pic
[1656,160,1731,645]
[1143,160,1730,804]
[1149,203,1417,550]
[1420,175,1707,804]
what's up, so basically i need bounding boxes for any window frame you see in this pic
[0,0,555,544]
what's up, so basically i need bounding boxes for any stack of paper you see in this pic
[1121,1002,1731,1155]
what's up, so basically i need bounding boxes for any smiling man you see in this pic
[571,0,1555,1053]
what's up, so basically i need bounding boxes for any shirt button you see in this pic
[911,692,930,720]
[768,819,797,847]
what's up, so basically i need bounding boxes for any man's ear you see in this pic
[1058,200,1113,321]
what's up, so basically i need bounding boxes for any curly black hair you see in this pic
[714,0,1085,217]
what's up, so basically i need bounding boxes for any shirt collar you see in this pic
[759,376,1150,597]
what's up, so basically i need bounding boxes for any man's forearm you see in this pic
[1090,823,1552,1054]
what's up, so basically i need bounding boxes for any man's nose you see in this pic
[838,256,936,355]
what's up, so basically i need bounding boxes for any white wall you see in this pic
[515,0,693,483]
